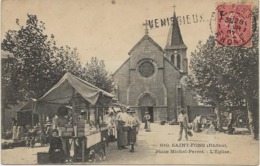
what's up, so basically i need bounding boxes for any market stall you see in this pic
[16,98,38,127]
[36,72,114,163]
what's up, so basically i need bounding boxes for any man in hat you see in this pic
[144,111,151,132]
[178,108,188,141]
[115,106,129,150]
[125,109,140,152]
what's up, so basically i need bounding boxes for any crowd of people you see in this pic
[47,106,237,163]
[178,107,236,138]
[46,105,143,163]
[107,106,141,152]
[6,105,240,163]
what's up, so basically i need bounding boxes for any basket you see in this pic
[187,130,193,137]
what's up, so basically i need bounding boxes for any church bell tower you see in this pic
[165,6,188,73]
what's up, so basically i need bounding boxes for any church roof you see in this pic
[128,35,165,55]
[164,57,187,74]
[112,57,130,76]
[165,11,187,50]
[164,56,181,72]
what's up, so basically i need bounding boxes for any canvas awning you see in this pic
[17,98,37,113]
[37,72,114,115]
[16,98,38,126]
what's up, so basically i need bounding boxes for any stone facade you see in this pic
[113,10,198,122]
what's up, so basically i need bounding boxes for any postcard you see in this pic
[1,0,259,165]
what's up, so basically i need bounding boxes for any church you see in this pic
[113,9,198,123]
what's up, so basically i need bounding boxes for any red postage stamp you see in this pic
[216,4,253,47]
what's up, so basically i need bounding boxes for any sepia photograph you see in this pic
[1,0,259,165]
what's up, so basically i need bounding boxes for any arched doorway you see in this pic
[137,93,157,123]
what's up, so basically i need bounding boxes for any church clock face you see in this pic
[139,61,155,77]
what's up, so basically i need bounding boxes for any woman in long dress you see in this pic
[106,112,116,142]
[144,112,151,132]
[48,129,65,163]
[115,107,129,150]
[192,115,202,132]
[11,117,18,141]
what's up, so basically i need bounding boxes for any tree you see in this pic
[188,37,231,131]
[1,51,19,132]
[82,57,114,93]
[189,9,258,138]
[1,14,115,131]
[2,14,58,100]
[1,14,86,131]
[2,14,85,102]
[51,45,85,84]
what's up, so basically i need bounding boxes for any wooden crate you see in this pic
[37,152,50,164]
[65,124,73,128]
[62,131,73,137]
[78,132,85,137]
[78,123,85,128]
[66,127,74,132]
[77,127,85,132]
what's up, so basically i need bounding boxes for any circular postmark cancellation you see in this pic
[214,4,255,47]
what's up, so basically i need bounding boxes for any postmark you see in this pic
[215,4,253,47]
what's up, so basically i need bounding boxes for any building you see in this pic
[113,9,198,122]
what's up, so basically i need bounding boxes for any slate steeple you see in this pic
[165,9,187,50]
[164,7,188,73]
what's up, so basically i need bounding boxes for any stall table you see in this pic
[61,127,108,162]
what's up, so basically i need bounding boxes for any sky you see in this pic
[1,0,258,73]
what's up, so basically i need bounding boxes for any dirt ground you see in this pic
[1,123,259,165]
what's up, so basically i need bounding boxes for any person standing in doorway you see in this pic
[144,112,151,132]
[178,108,188,141]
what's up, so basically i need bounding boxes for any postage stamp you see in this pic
[216,4,253,47]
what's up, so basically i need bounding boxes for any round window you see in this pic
[138,61,155,77]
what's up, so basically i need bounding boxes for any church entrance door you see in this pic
[140,106,154,123]
[138,93,156,123]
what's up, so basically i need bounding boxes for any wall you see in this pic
[165,48,187,72]
[187,106,213,122]
[113,59,130,105]
[164,59,180,121]
[128,37,166,107]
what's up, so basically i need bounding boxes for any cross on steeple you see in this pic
[172,4,176,12]
[143,21,149,35]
